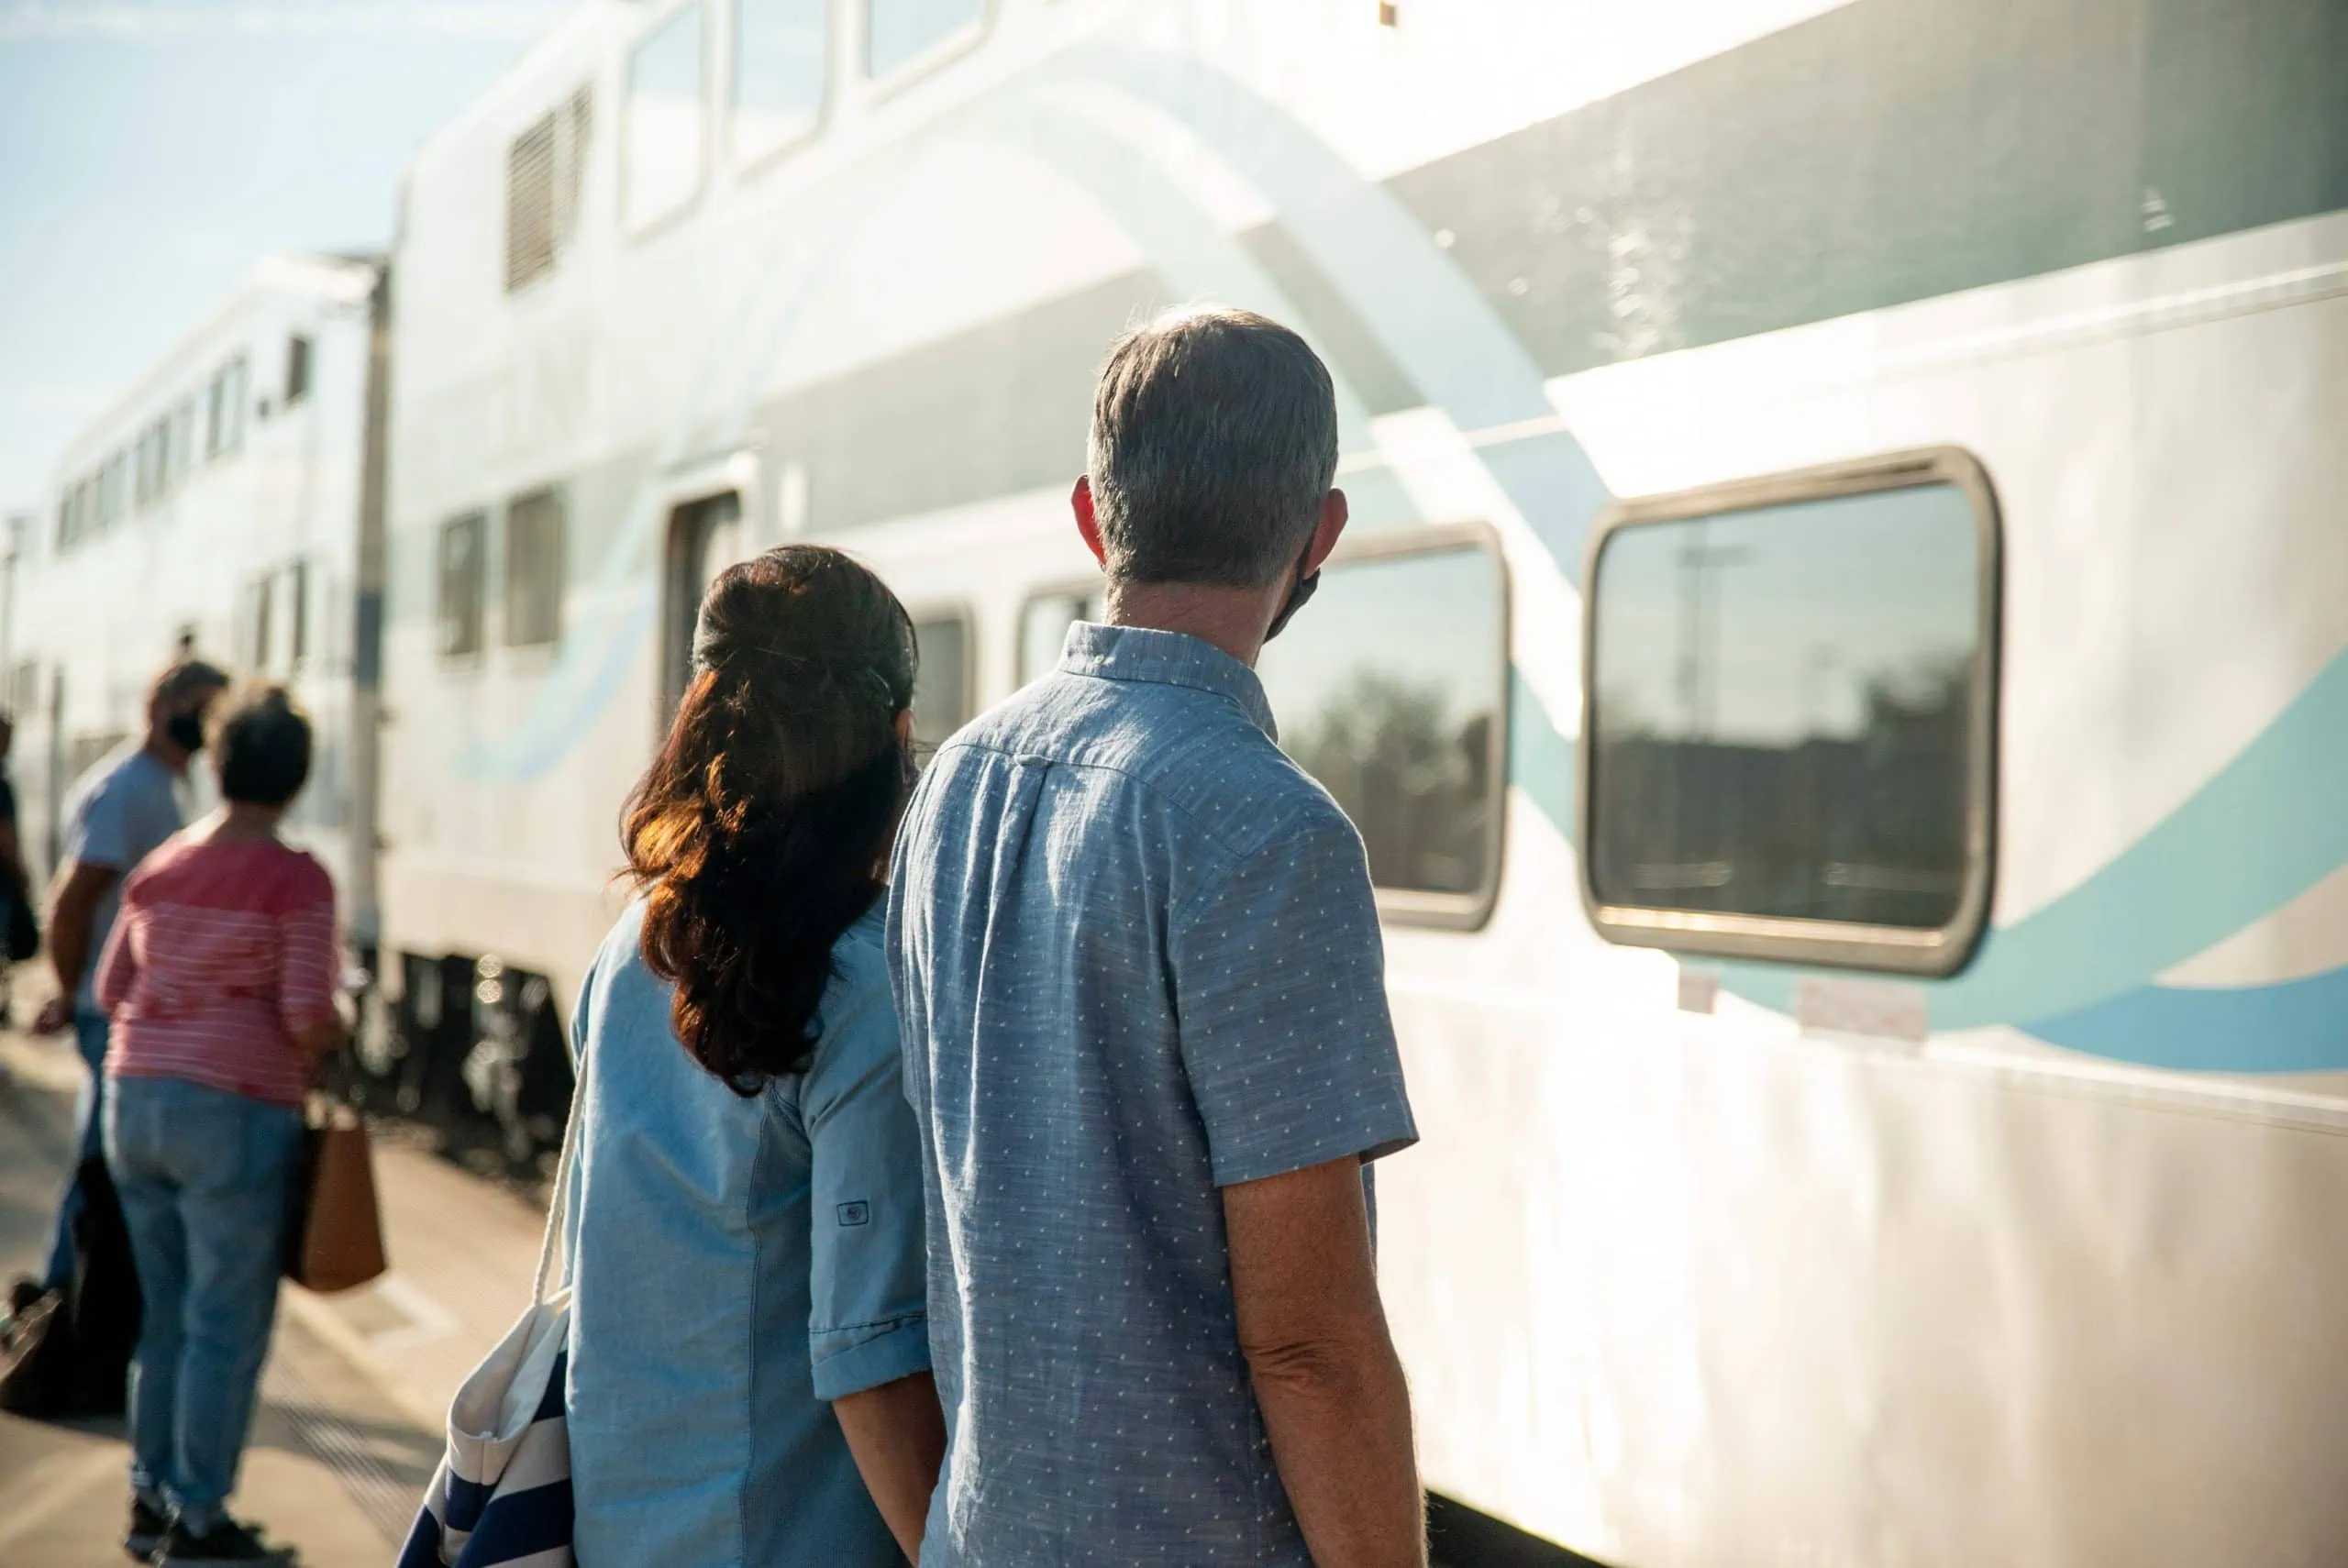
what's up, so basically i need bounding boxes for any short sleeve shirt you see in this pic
[887,623,1418,1567]
[61,745,183,1013]
[562,901,930,1568]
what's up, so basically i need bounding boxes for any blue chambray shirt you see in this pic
[562,900,929,1568]
[888,623,1418,1566]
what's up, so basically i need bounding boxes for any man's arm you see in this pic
[833,1370,947,1562]
[37,862,118,1031]
[1226,1155,1425,1568]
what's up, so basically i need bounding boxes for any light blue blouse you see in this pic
[562,900,930,1568]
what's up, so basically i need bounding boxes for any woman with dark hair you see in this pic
[563,545,945,1566]
[96,684,344,1565]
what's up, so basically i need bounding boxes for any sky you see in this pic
[0,0,573,521]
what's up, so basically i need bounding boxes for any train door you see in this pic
[659,490,745,718]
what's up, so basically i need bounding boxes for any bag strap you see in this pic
[529,1066,585,1305]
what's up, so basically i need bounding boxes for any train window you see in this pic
[866,0,985,80]
[171,401,196,485]
[285,336,312,405]
[100,451,128,527]
[247,572,275,671]
[1016,585,1103,688]
[1255,525,1509,927]
[910,613,971,751]
[437,512,488,659]
[733,0,828,165]
[504,489,566,648]
[1581,449,1999,977]
[626,2,706,232]
[206,357,247,459]
[288,558,310,665]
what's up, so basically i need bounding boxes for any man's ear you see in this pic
[1072,476,1109,569]
[1305,488,1350,574]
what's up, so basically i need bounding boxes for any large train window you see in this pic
[866,0,986,82]
[437,512,487,659]
[1580,448,1999,977]
[1255,523,1509,930]
[504,488,565,648]
[733,0,829,166]
[625,1,706,233]
[909,612,972,752]
[1016,584,1103,688]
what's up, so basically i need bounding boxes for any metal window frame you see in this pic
[860,0,997,98]
[1576,446,2003,978]
[905,602,979,743]
[727,0,836,177]
[1301,520,1512,933]
[621,0,714,241]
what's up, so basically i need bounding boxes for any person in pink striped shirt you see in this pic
[94,684,345,1566]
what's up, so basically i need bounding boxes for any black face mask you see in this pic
[1261,536,1322,645]
[165,712,206,754]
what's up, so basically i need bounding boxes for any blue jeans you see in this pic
[105,1077,303,1530]
[40,1011,113,1290]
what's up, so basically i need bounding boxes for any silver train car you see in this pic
[25,0,2348,1562]
[11,252,384,932]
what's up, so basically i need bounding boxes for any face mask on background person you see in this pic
[165,712,206,754]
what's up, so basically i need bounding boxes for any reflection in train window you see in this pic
[1583,455,1997,974]
[1254,532,1508,925]
[866,0,984,79]
[626,2,705,231]
[437,512,487,659]
[504,488,566,647]
[734,0,828,163]
[1017,586,1103,688]
[910,613,971,751]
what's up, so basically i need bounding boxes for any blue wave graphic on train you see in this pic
[448,43,2347,1074]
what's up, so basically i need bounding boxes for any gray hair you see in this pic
[1086,307,1339,590]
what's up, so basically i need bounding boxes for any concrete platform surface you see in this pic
[0,1029,444,1566]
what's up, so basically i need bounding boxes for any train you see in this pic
[13,0,2346,1562]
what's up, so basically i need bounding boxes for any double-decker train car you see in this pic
[9,252,385,932]
[18,0,2347,1561]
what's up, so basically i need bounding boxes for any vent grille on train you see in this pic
[504,85,592,294]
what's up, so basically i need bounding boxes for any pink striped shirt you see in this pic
[96,834,341,1109]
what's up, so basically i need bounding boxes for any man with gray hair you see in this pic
[889,308,1424,1565]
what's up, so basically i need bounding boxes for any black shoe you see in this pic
[152,1516,291,1564]
[123,1496,171,1560]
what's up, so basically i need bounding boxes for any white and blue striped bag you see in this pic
[398,1091,580,1568]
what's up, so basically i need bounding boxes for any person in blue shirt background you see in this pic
[28,659,227,1299]
[890,308,1424,1567]
[561,547,944,1566]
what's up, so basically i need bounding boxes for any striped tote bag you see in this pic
[399,1093,580,1567]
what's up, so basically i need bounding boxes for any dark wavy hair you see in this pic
[622,546,917,1092]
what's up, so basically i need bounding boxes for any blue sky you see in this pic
[0,1,570,519]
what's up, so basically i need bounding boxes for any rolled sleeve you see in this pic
[803,976,932,1403]
[1172,804,1419,1187]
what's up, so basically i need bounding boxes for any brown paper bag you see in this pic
[283,1103,388,1294]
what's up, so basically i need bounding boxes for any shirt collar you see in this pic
[1058,623,1277,740]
